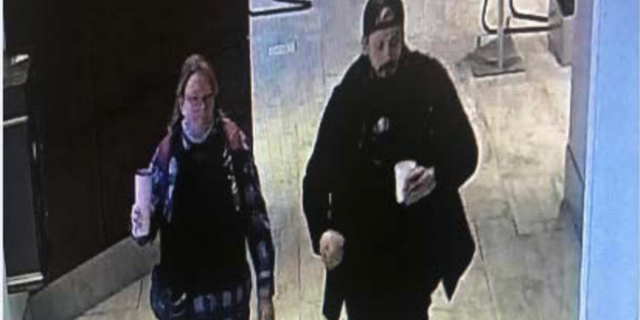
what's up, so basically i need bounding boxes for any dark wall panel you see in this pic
[4,122,42,282]
[43,133,106,278]
[21,0,252,280]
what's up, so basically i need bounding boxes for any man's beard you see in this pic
[375,61,398,78]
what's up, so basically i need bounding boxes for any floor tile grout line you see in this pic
[136,277,144,310]
[473,220,502,320]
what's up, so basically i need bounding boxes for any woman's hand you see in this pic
[131,204,151,238]
[258,297,275,320]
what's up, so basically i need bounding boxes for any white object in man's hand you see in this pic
[403,166,436,205]
[319,230,345,270]
[395,160,417,203]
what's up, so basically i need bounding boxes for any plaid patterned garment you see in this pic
[133,114,275,320]
[150,271,253,320]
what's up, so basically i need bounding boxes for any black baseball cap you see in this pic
[362,0,405,37]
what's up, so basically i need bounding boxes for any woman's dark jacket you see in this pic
[132,113,275,298]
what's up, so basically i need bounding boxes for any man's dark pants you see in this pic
[341,249,439,320]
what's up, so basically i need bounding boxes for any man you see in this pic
[302,0,478,319]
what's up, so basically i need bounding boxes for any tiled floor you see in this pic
[73,0,580,319]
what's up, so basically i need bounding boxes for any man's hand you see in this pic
[403,166,436,205]
[258,297,275,320]
[319,230,345,270]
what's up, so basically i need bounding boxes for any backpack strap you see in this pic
[155,132,173,173]
[221,117,250,152]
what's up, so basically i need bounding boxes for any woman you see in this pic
[131,54,276,320]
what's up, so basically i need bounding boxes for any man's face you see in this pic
[364,26,403,78]
[181,72,215,136]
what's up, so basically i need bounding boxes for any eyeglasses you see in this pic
[184,92,215,109]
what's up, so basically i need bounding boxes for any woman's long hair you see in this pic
[168,54,219,131]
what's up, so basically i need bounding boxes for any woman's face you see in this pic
[180,72,215,136]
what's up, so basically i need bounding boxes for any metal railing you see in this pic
[481,0,552,35]
[249,0,312,17]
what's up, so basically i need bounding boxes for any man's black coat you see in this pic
[303,49,479,320]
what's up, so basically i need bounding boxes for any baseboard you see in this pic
[23,238,159,320]
[563,145,585,242]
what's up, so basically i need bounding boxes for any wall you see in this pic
[565,0,595,237]
[578,0,639,318]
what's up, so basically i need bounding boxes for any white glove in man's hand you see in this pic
[319,230,345,270]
